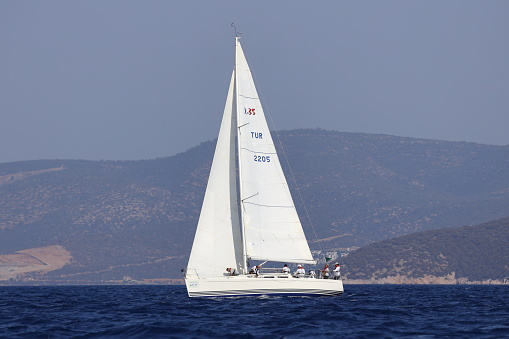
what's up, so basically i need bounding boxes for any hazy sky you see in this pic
[1,1,508,164]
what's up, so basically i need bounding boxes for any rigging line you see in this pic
[239,95,259,100]
[272,131,323,254]
[243,202,294,208]
[241,192,259,202]
[239,147,275,155]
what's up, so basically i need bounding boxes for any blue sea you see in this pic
[1,284,508,338]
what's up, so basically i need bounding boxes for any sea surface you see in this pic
[1,284,508,338]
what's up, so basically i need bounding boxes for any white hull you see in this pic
[185,275,343,297]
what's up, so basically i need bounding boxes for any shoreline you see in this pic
[2,278,509,286]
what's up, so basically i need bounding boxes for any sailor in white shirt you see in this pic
[282,264,290,274]
[333,263,341,280]
[294,264,306,278]
[250,265,261,276]
[322,264,330,279]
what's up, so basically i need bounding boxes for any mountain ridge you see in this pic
[1,128,508,282]
[342,216,509,284]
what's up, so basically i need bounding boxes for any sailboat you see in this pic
[184,36,344,297]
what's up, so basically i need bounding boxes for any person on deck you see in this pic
[250,265,261,276]
[309,269,316,278]
[333,263,341,280]
[294,264,306,277]
[322,264,330,279]
[226,267,238,276]
[282,264,290,274]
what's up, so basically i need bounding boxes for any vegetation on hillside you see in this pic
[343,217,509,282]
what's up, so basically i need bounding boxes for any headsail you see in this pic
[234,38,315,265]
[186,71,244,278]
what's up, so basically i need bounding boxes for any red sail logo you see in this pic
[244,108,256,115]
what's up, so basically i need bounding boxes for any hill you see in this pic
[0,129,508,283]
[342,217,509,284]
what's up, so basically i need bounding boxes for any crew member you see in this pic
[333,263,341,280]
[322,264,330,279]
[226,267,238,276]
[294,264,305,277]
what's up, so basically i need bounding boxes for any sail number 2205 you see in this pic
[254,155,271,163]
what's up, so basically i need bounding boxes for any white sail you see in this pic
[234,38,315,265]
[186,71,244,278]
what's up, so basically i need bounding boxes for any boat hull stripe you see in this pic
[188,288,343,297]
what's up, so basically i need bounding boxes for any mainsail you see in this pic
[234,38,314,265]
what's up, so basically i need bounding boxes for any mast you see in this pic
[234,36,249,273]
